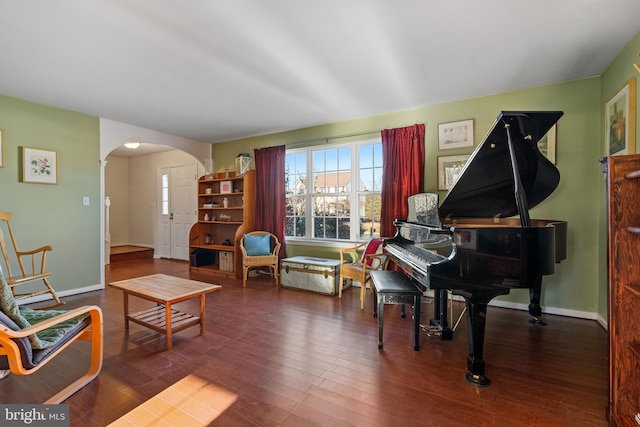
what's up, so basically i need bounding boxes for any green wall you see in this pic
[0,94,101,294]
[598,30,640,319]
[212,77,604,316]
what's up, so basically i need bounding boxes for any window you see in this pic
[285,138,383,241]
[161,173,169,215]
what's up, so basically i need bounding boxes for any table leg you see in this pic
[199,294,205,335]
[165,303,172,350]
[123,292,130,331]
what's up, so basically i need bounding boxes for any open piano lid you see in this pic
[439,111,563,219]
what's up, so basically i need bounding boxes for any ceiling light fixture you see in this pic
[124,142,140,149]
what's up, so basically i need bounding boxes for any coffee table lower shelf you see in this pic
[127,306,201,335]
[109,274,222,350]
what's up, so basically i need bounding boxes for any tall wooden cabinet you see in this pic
[606,154,640,427]
[189,170,256,279]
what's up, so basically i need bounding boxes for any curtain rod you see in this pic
[286,129,381,149]
[285,122,427,149]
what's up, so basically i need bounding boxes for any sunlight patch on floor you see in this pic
[108,374,238,426]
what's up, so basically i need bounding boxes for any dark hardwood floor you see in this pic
[1,259,609,426]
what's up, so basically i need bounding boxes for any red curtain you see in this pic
[254,145,286,258]
[380,124,425,238]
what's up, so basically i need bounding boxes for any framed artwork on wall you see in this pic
[438,154,470,191]
[22,147,58,184]
[438,119,474,150]
[605,78,636,156]
[537,124,557,164]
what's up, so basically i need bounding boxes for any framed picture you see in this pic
[438,154,470,191]
[438,119,474,150]
[605,78,636,156]
[0,129,4,168]
[220,180,233,194]
[22,147,58,184]
[537,124,557,164]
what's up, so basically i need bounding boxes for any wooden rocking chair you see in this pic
[0,212,64,309]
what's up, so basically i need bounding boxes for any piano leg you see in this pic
[458,288,510,387]
[528,276,547,326]
[430,289,453,340]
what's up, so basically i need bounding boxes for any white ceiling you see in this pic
[0,1,638,144]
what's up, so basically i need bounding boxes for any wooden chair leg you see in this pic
[243,266,248,287]
[360,276,368,310]
[38,277,64,309]
[273,265,279,287]
[338,274,344,298]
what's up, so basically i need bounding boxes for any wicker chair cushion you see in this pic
[243,234,271,256]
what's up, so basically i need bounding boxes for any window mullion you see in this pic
[351,145,359,241]
[306,152,313,239]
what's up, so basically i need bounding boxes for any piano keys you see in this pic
[384,111,567,387]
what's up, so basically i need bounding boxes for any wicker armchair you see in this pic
[240,231,281,287]
[338,238,388,310]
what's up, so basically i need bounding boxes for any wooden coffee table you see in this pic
[109,274,221,349]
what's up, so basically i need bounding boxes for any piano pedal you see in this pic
[528,316,547,326]
[420,324,442,337]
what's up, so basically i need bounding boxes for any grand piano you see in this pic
[384,111,568,387]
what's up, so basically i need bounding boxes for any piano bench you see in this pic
[370,270,422,351]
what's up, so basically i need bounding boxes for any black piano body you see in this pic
[384,111,568,387]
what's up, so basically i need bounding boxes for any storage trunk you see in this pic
[280,256,347,296]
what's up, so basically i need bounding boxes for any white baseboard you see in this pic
[419,290,607,327]
[595,313,608,330]
[17,283,104,306]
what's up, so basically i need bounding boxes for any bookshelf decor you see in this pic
[220,181,232,194]
[188,170,255,279]
[235,153,252,176]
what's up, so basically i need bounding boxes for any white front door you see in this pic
[159,164,197,260]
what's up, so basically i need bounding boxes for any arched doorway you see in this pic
[99,118,211,286]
